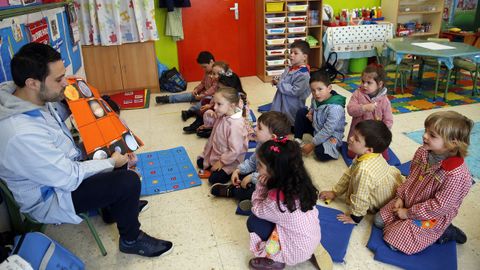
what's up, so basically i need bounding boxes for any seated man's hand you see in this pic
[111,151,128,168]
[337,213,356,224]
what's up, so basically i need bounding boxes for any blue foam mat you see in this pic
[258,103,272,113]
[396,161,411,176]
[340,142,401,167]
[317,205,355,263]
[367,226,457,270]
[136,147,202,196]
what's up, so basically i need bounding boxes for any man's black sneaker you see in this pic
[119,231,173,257]
[210,183,235,197]
[155,96,170,104]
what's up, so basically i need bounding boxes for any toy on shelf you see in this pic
[64,78,144,160]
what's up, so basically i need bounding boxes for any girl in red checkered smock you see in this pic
[246,139,325,269]
[374,111,474,255]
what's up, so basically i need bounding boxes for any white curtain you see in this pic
[76,0,159,46]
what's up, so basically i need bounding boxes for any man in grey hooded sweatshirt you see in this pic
[0,43,172,257]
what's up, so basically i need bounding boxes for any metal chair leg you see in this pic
[444,69,453,101]
[79,213,107,256]
[394,65,399,93]
[434,63,441,100]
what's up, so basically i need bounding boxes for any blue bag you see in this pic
[159,67,188,93]
[12,232,84,270]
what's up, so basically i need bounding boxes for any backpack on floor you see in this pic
[11,232,84,270]
[319,52,345,82]
[159,67,187,93]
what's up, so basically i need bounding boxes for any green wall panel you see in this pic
[154,0,179,69]
[323,0,381,16]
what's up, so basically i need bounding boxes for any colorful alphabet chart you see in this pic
[135,147,202,196]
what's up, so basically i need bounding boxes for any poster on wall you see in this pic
[444,0,478,30]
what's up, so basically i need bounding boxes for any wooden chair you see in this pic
[0,179,107,256]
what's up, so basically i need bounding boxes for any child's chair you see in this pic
[0,179,107,256]
[374,42,412,94]
[453,57,479,96]
[418,38,452,97]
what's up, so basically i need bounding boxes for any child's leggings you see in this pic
[247,214,275,241]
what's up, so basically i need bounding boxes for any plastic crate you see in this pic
[266,16,286,23]
[266,2,284,12]
[287,15,307,22]
[287,4,308,12]
[266,48,286,56]
[287,35,306,43]
[266,58,285,66]
[266,68,285,76]
[288,26,306,33]
[266,38,286,45]
[266,27,286,34]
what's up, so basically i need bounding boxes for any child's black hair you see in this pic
[309,70,331,86]
[257,111,291,137]
[290,40,310,56]
[355,120,392,153]
[257,139,318,213]
[196,51,215,64]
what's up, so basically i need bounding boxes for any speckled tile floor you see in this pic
[46,76,480,269]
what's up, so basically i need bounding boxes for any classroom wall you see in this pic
[154,0,179,69]
[323,0,381,15]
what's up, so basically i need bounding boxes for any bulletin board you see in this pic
[0,5,82,83]
[65,78,143,160]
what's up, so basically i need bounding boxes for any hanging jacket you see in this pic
[159,0,192,12]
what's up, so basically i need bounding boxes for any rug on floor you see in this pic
[337,72,480,114]
[135,147,202,196]
[405,122,479,181]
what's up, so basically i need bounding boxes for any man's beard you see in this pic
[39,82,65,103]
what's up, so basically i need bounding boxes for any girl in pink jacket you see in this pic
[347,65,393,159]
[197,87,248,185]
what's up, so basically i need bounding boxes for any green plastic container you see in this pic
[349,57,368,73]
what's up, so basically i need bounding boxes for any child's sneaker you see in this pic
[248,257,285,270]
[119,231,173,257]
[155,95,170,104]
[210,183,234,197]
[239,199,252,211]
[198,169,211,179]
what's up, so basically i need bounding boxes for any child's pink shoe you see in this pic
[198,169,211,179]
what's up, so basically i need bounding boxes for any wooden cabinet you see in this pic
[255,0,323,82]
[381,0,445,38]
[82,42,159,94]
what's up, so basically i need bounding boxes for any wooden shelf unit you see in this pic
[381,0,444,38]
[255,0,323,82]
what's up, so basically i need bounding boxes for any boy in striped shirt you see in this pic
[319,120,404,224]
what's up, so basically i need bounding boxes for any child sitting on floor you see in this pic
[270,40,311,128]
[319,120,404,224]
[294,71,346,161]
[347,64,393,159]
[247,139,331,270]
[209,111,291,209]
[156,51,218,122]
[374,111,474,255]
[197,87,249,184]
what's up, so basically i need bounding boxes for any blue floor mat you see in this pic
[317,205,355,263]
[367,226,457,270]
[396,161,411,176]
[340,142,401,167]
[136,147,202,196]
[258,103,272,112]
[405,123,480,181]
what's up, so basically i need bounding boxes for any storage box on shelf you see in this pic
[255,0,323,82]
[381,0,444,38]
